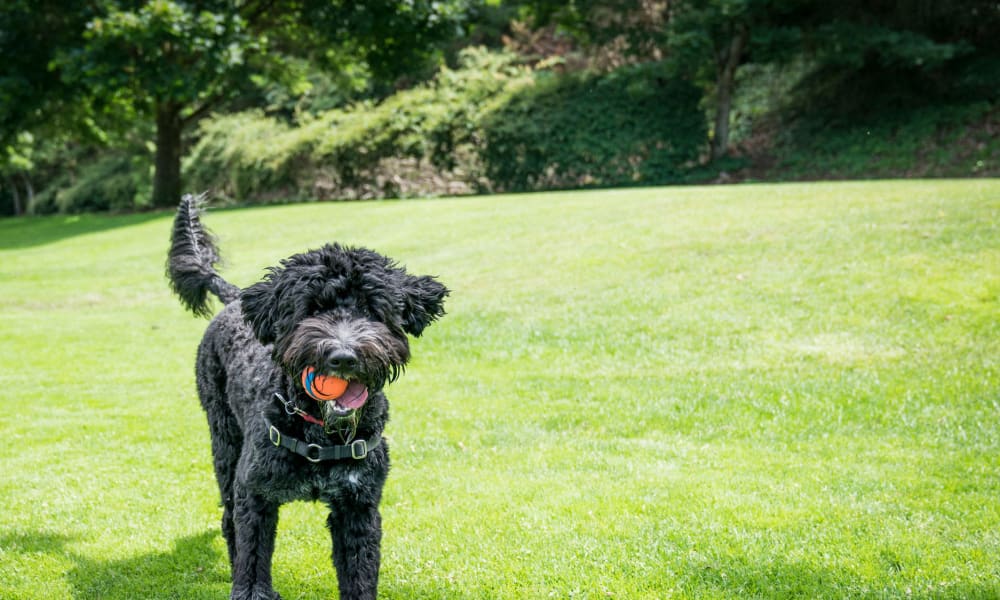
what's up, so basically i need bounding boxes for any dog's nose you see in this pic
[326,349,359,372]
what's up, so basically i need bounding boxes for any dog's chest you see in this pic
[306,466,366,502]
[246,450,368,504]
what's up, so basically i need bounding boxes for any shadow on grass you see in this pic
[0,211,165,250]
[0,529,229,599]
[9,527,997,598]
[67,530,229,600]
[0,529,73,557]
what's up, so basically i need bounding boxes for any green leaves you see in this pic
[810,21,972,70]
[65,1,256,108]
[183,50,705,201]
[182,48,535,201]
[479,65,705,191]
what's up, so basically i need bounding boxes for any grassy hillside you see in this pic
[748,102,1000,182]
[1,180,998,598]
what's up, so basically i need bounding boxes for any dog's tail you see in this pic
[167,193,241,318]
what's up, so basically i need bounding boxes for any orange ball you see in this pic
[301,367,348,401]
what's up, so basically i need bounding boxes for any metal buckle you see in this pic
[268,425,281,446]
[275,393,297,416]
[305,444,323,463]
[350,439,368,459]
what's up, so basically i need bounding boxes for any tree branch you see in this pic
[181,93,225,127]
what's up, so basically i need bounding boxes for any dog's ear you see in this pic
[400,274,448,337]
[241,278,278,344]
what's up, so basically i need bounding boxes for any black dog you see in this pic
[167,195,447,600]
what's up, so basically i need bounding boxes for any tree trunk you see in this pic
[21,171,33,211]
[711,23,749,161]
[153,101,183,208]
[7,175,22,216]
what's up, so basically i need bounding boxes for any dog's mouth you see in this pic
[317,380,367,438]
[301,366,368,418]
[319,379,369,413]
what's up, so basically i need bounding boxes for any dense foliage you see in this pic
[1,1,998,214]
[522,0,1000,159]
[479,66,704,191]
[2,0,467,212]
[182,50,706,201]
[183,49,533,202]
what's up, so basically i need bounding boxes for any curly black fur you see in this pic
[167,194,241,317]
[166,197,448,600]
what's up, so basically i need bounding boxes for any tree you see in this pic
[0,1,94,144]
[1,134,35,216]
[663,1,757,161]
[522,0,991,160]
[520,0,766,159]
[0,1,99,213]
[787,1,994,115]
[6,0,465,210]
[59,2,262,208]
[526,0,803,160]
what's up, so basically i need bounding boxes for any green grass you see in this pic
[1,180,998,599]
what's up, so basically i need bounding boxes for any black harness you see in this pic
[262,414,381,462]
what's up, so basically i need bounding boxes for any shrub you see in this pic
[28,152,151,214]
[183,111,300,201]
[184,48,533,203]
[184,49,706,202]
[477,64,705,192]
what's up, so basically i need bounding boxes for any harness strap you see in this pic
[262,415,380,462]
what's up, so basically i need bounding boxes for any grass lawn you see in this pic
[1,179,998,599]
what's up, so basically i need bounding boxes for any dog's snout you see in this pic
[326,349,359,372]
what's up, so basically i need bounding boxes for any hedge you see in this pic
[479,66,705,192]
[183,49,707,203]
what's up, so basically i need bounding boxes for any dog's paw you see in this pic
[251,588,281,600]
[254,586,282,600]
[230,586,250,600]
[230,585,281,600]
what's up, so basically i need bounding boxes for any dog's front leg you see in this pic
[327,503,382,600]
[231,485,281,600]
